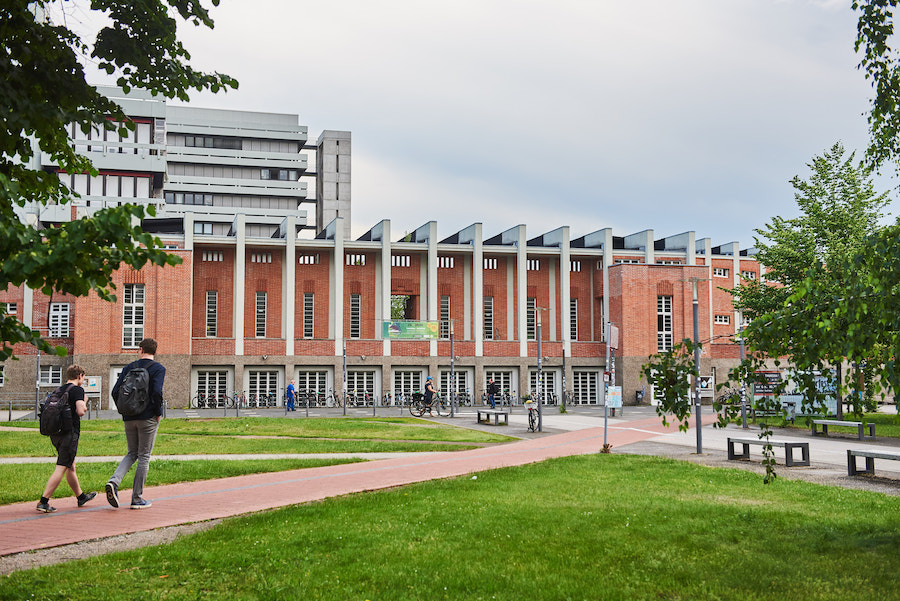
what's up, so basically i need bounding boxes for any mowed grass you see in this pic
[0,417,515,458]
[745,412,900,438]
[4,454,899,601]
[0,458,361,506]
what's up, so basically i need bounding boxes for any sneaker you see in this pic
[105,482,119,508]
[36,501,57,513]
[130,499,152,510]
[77,491,97,507]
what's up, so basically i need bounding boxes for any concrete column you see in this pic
[426,221,438,357]
[234,214,246,356]
[332,217,345,356]
[559,228,571,357]
[380,220,391,357]
[460,223,484,356]
[515,225,527,357]
[283,215,296,356]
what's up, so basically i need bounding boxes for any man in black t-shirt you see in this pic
[487,378,500,409]
[36,364,98,513]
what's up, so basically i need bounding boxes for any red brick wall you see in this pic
[296,253,331,339]
[244,248,283,340]
[344,252,377,339]
[483,255,511,341]
[193,247,234,338]
[437,253,466,338]
[74,251,192,355]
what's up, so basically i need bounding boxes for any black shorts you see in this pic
[50,432,79,468]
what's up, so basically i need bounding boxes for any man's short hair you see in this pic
[139,338,158,355]
[66,364,86,381]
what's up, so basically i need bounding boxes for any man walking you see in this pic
[487,378,500,409]
[36,364,97,512]
[286,379,296,411]
[106,338,165,509]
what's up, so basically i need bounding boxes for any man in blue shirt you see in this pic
[286,379,296,411]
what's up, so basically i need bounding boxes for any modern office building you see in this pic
[0,87,759,409]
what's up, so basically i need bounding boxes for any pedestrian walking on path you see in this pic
[106,338,166,510]
[36,365,97,513]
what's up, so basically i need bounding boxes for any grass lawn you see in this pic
[3,454,899,601]
[0,458,361,506]
[0,417,516,458]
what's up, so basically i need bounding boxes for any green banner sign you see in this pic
[382,320,440,340]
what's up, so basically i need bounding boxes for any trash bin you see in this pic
[635,390,644,404]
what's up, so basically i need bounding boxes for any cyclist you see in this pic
[424,376,437,416]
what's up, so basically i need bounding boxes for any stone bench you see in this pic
[811,419,875,440]
[476,409,509,426]
[847,449,900,476]
[727,437,810,467]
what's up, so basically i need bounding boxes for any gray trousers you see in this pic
[109,418,159,503]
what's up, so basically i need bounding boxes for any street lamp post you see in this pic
[692,279,702,454]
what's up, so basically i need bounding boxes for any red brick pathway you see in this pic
[0,415,700,556]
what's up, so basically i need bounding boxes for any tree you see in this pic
[0,1,237,361]
[855,0,900,168]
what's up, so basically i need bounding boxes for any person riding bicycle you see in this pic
[424,376,436,416]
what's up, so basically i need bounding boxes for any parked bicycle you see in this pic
[525,399,539,432]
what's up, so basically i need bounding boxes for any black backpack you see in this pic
[115,361,152,417]
[39,384,74,436]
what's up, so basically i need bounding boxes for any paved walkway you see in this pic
[0,412,696,556]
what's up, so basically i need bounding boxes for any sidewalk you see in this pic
[0,412,696,557]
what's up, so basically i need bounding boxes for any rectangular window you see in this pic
[440,370,467,397]
[614,258,641,265]
[1,302,17,315]
[299,254,320,265]
[255,291,267,338]
[393,370,422,396]
[528,369,556,400]
[391,255,410,267]
[572,371,600,404]
[348,370,375,396]
[39,365,63,386]
[657,295,673,351]
[0,365,5,386]
[570,260,582,272]
[296,370,328,396]
[440,295,450,339]
[197,370,228,399]
[350,293,361,339]
[49,303,70,337]
[485,370,514,398]
[123,284,145,348]
[713,267,730,277]
[484,258,498,270]
[194,222,213,235]
[251,252,272,263]
[303,293,314,338]
[527,259,541,271]
[202,251,223,262]
[206,291,217,337]
[248,370,279,405]
[438,256,455,269]
[526,297,536,341]
[741,314,751,327]
[484,296,494,341]
[714,314,730,325]
[569,298,578,341]
[741,270,757,280]
[657,260,682,265]
[346,253,366,266]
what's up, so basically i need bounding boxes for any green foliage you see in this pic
[854,0,900,167]
[640,338,699,431]
[0,1,238,361]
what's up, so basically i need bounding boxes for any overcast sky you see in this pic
[87,0,893,246]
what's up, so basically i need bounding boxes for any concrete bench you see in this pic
[847,449,900,476]
[811,419,875,440]
[476,409,509,426]
[727,437,810,467]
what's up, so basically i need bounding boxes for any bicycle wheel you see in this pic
[409,399,425,417]
[435,397,451,417]
[528,409,538,432]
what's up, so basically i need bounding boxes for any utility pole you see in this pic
[536,309,543,432]
[449,320,455,418]
[691,278,702,454]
